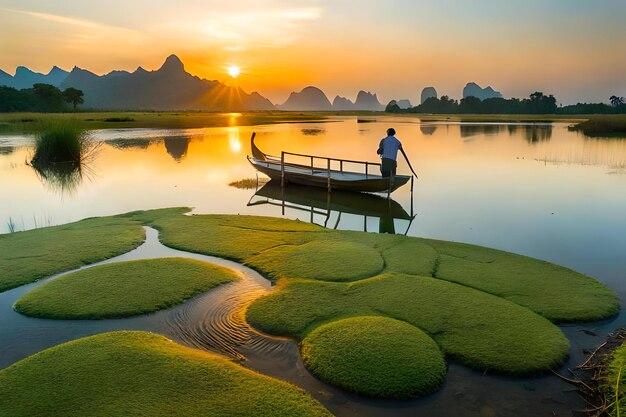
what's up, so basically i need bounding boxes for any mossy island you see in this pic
[0,208,619,409]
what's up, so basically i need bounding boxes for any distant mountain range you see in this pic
[280,87,384,111]
[0,66,70,90]
[0,55,505,110]
[0,55,274,111]
[463,82,503,100]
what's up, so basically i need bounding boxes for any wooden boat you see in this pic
[247,133,411,193]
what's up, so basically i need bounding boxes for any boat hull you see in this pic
[248,157,410,193]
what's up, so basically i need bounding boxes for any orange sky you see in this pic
[1,1,625,105]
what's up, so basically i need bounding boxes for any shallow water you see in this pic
[2,116,626,416]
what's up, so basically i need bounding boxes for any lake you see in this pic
[1,115,626,416]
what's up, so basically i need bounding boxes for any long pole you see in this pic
[400,148,418,179]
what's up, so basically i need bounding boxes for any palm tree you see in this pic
[62,88,84,110]
[610,95,625,107]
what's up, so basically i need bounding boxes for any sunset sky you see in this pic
[1,0,625,105]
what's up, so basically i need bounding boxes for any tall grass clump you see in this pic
[29,119,98,193]
[571,116,626,137]
[31,119,94,166]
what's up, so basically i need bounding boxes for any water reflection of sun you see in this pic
[227,127,242,153]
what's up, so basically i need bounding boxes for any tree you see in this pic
[62,87,84,110]
[610,95,625,107]
[33,83,65,111]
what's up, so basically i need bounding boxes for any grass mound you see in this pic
[247,273,570,375]
[0,331,332,417]
[428,239,619,322]
[247,239,384,281]
[14,258,237,319]
[0,216,144,293]
[31,119,94,166]
[301,316,446,398]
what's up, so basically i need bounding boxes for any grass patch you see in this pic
[0,111,332,133]
[246,239,384,281]
[0,215,144,293]
[603,343,626,417]
[571,115,626,137]
[137,212,324,260]
[228,177,269,189]
[0,331,332,417]
[103,117,135,122]
[427,239,619,322]
[301,316,446,398]
[30,119,95,166]
[247,273,570,375]
[14,258,237,319]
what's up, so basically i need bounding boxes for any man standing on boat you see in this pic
[377,128,403,177]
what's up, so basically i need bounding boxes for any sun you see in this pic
[227,65,240,78]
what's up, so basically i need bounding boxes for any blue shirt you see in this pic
[378,135,403,161]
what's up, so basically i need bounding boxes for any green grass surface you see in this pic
[0,331,332,417]
[0,215,144,293]
[247,239,384,281]
[604,344,626,417]
[247,273,570,375]
[301,316,446,398]
[427,239,619,322]
[14,258,237,319]
[2,209,618,401]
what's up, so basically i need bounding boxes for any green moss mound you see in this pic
[247,240,384,281]
[0,331,332,417]
[15,258,237,319]
[135,211,324,260]
[301,316,446,398]
[247,273,570,375]
[428,239,619,322]
[603,344,626,417]
[0,216,144,293]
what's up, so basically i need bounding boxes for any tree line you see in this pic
[386,93,626,114]
[0,84,84,112]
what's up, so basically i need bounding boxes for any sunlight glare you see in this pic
[228,65,240,78]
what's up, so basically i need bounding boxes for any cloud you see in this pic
[0,7,149,45]
[168,7,323,50]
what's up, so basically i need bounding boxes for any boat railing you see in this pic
[280,150,382,190]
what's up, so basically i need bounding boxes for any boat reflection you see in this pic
[248,180,415,234]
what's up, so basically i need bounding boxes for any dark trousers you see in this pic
[380,158,397,177]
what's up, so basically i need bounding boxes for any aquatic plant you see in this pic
[228,177,269,189]
[30,119,95,166]
[571,116,626,137]
[6,217,16,233]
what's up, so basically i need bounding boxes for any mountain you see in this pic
[463,82,503,100]
[0,66,70,89]
[396,99,412,109]
[421,87,437,104]
[59,54,275,111]
[280,86,332,111]
[354,91,384,111]
[332,95,354,110]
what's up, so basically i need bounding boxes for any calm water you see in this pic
[1,116,626,416]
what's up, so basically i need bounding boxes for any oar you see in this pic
[400,148,418,179]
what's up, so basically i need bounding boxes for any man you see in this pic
[377,128,403,177]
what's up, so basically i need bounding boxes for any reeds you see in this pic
[571,116,626,137]
[31,119,95,166]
